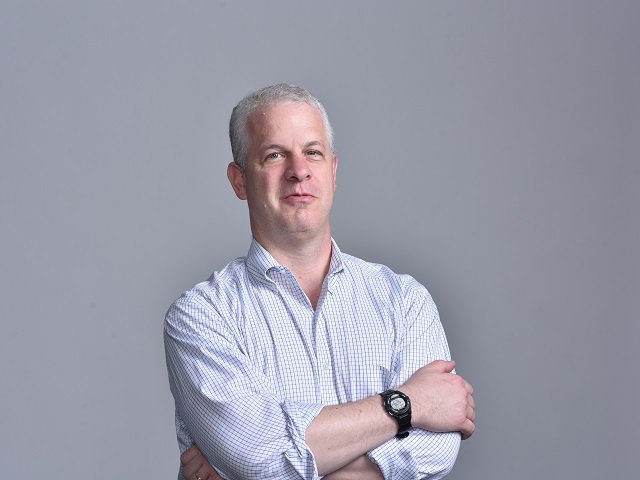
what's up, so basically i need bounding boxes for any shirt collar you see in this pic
[245,238,282,280]
[245,237,345,284]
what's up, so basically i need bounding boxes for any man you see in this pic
[164,84,475,480]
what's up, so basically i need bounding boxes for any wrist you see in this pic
[379,389,412,438]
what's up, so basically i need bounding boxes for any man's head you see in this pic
[227,84,338,249]
[229,84,334,169]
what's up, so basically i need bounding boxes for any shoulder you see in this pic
[164,257,248,334]
[340,252,437,316]
[341,252,430,293]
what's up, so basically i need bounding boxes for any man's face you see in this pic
[228,101,337,245]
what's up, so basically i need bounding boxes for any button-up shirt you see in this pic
[164,239,461,479]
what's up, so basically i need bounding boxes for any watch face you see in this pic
[390,396,406,411]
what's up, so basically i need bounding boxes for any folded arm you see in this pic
[165,294,323,478]
[180,357,473,478]
[182,448,383,480]
[366,276,474,479]
[166,280,474,479]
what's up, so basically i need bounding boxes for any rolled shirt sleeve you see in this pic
[164,291,324,479]
[367,275,461,479]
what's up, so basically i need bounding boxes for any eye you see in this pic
[307,150,323,158]
[265,152,283,160]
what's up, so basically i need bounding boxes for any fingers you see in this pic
[460,417,476,440]
[182,445,207,478]
[183,458,206,478]
[195,462,222,480]
[467,396,476,422]
[462,392,476,439]
[462,377,474,395]
[181,445,200,465]
[181,445,222,480]
[465,405,476,422]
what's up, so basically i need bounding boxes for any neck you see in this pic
[255,231,333,309]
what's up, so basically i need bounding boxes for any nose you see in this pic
[286,152,311,182]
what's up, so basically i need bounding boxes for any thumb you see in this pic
[423,359,456,373]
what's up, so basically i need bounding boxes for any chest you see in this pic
[237,281,402,404]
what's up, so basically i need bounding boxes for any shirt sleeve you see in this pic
[367,276,461,479]
[164,290,324,480]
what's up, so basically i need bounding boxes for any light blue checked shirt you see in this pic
[164,238,461,479]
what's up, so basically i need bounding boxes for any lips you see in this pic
[283,191,315,199]
[282,191,316,205]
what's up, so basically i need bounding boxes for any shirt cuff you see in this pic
[368,430,462,480]
[367,436,403,478]
[281,399,325,478]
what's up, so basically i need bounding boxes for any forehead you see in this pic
[246,101,328,146]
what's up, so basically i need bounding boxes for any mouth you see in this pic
[283,191,315,198]
[283,192,316,203]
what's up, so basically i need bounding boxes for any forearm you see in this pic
[323,455,383,480]
[305,395,397,475]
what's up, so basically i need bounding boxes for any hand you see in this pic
[400,360,476,439]
[181,445,222,480]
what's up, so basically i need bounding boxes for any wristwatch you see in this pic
[379,389,412,438]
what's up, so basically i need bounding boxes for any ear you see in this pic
[332,153,339,192]
[227,162,247,200]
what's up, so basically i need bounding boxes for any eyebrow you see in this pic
[303,141,326,149]
[262,144,285,152]
[261,140,327,152]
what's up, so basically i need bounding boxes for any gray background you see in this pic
[1,1,638,478]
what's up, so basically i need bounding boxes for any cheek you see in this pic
[247,175,278,202]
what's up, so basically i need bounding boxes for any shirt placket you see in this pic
[314,298,338,405]
[270,267,325,402]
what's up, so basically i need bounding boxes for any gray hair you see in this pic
[229,83,334,169]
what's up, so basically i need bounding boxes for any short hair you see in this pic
[229,83,334,169]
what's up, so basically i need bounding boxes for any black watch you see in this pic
[379,389,412,438]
